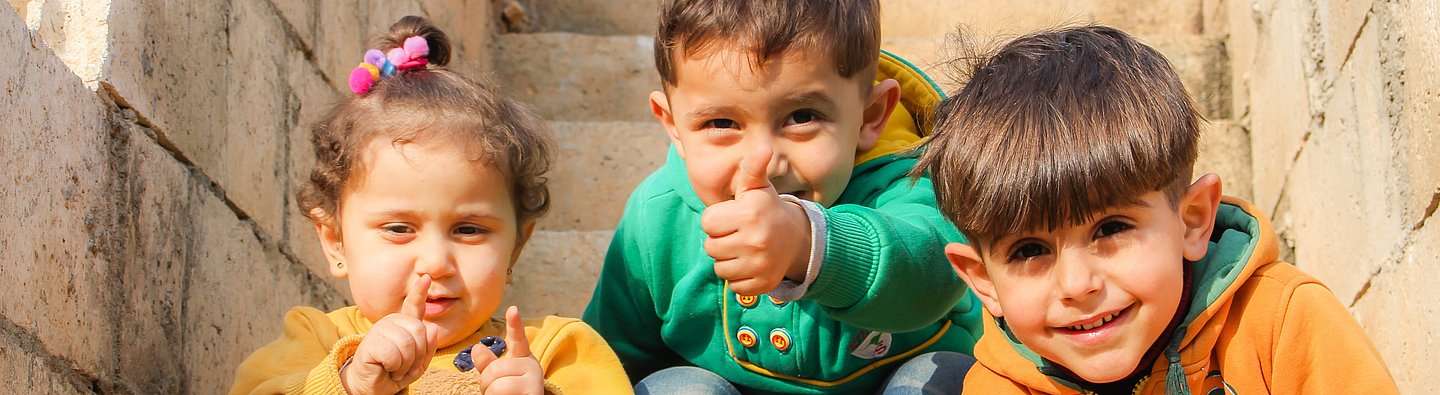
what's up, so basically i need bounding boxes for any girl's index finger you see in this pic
[400,274,432,319]
[503,306,532,358]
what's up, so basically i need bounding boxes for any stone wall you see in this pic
[2,0,1435,392]
[1,1,492,392]
[1213,0,1439,391]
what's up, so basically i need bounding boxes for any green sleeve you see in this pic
[804,158,969,332]
[581,191,681,383]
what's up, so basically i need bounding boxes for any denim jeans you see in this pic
[633,351,975,394]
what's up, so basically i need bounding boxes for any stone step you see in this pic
[881,34,1230,118]
[543,121,671,232]
[494,33,658,122]
[514,0,657,35]
[503,230,614,318]
[880,0,1205,40]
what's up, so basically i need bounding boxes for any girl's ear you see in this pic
[1180,174,1223,262]
[313,209,348,278]
[945,242,1004,317]
[650,90,685,158]
[858,79,901,152]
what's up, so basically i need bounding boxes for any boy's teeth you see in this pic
[1067,312,1119,331]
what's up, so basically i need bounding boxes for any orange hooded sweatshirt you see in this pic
[964,197,1398,394]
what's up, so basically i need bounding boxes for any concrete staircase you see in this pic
[495,0,1248,318]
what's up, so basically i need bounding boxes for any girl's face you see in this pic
[316,139,531,348]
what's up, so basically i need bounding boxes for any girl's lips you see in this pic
[424,297,457,318]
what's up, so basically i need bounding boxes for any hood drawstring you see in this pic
[1163,347,1189,395]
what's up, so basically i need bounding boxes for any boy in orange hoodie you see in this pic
[913,25,1399,394]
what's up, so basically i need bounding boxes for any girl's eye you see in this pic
[382,224,414,234]
[1008,242,1050,261]
[784,110,821,125]
[703,118,738,130]
[1094,220,1134,238]
[454,225,490,236]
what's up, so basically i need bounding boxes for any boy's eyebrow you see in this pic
[684,105,740,120]
[783,91,837,108]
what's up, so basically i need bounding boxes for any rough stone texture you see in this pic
[494,33,658,122]
[544,121,670,232]
[284,47,352,299]
[1243,0,1316,213]
[0,326,93,392]
[881,0,1203,40]
[1196,120,1254,201]
[17,0,109,87]
[520,0,657,35]
[0,5,115,381]
[1353,222,1440,393]
[501,230,612,319]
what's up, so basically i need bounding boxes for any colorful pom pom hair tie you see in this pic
[348,36,431,95]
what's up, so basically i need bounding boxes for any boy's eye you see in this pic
[784,110,821,125]
[1094,220,1133,238]
[1008,242,1050,261]
[703,118,738,130]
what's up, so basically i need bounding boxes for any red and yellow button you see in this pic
[770,328,792,352]
[736,294,758,308]
[768,295,787,306]
[737,326,758,348]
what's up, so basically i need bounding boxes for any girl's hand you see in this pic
[341,275,440,395]
[472,306,545,394]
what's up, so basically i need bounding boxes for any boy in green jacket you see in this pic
[581,1,983,393]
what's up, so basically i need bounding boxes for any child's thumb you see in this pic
[734,143,776,195]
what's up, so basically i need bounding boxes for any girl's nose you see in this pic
[414,233,458,278]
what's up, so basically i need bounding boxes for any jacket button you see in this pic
[770,328,792,352]
[737,294,758,308]
[737,326,758,348]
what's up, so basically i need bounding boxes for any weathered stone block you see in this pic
[544,121,670,232]
[1197,120,1253,201]
[881,0,1091,40]
[181,189,348,394]
[1245,0,1315,213]
[0,332,92,392]
[0,5,115,377]
[524,0,657,35]
[1094,0,1205,35]
[1283,22,1406,302]
[1321,0,1374,79]
[1222,0,1259,120]
[1394,0,1440,227]
[285,50,352,299]
[494,33,658,122]
[1353,223,1439,394]
[420,0,495,71]
[501,230,613,318]
[17,0,109,87]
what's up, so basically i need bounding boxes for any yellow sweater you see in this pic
[229,306,632,394]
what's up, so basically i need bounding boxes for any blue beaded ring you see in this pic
[453,336,508,371]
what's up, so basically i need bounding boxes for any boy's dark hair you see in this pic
[298,16,553,228]
[914,25,1202,243]
[654,0,880,89]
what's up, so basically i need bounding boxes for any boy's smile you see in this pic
[946,182,1221,384]
[649,45,895,207]
[318,140,529,348]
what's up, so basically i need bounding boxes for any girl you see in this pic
[230,16,630,395]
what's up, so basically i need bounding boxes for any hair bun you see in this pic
[374,15,451,67]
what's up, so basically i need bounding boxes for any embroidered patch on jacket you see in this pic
[847,330,893,359]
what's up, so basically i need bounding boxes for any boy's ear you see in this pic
[945,242,1004,317]
[858,79,901,152]
[650,90,685,158]
[312,209,348,278]
[509,220,537,270]
[1180,173,1223,262]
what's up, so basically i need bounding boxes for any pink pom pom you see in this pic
[349,66,376,94]
[402,36,429,59]
[386,48,408,70]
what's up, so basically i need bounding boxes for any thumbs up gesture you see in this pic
[700,144,814,296]
[464,306,544,394]
[342,275,442,395]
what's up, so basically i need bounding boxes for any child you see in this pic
[916,25,1398,394]
[582,1,983,393]
[229,16,630,395]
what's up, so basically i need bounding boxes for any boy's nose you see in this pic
[1055,254,1102,303]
